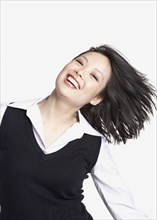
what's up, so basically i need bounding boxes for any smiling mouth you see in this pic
[66,75,80,90]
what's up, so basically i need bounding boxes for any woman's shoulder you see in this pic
[0,97,43,124]
[0,96,46,110]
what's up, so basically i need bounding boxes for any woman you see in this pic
[0,45,156,219]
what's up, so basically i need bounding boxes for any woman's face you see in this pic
[55,52,111,108]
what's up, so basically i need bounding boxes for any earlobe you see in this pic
[90,96,103,106]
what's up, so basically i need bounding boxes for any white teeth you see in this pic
[67,76,79,89]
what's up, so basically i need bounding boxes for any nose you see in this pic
[74,70,83,79]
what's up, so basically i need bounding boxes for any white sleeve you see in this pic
[90,137,151,220]
[0,103,8,125]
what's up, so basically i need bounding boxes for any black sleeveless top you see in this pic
[0,107,101,220]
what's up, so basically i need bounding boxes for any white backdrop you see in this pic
[1,1,156,219]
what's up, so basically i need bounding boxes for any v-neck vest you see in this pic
[0,107,101,220]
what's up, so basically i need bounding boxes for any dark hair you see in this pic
[79,45,156,144]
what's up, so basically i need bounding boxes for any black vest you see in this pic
[0,107,101,220]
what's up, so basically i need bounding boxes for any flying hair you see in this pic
[78,45,156,144]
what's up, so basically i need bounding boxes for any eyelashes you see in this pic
[91,74,98,81]
[76,59,83,66]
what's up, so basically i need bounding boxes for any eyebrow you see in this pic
[82,55,104,76]
[82,55,88,63]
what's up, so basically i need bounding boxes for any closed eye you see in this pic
[76,59,83,66]
[92,74,98,81]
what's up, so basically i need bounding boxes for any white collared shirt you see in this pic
[0,96,150,219]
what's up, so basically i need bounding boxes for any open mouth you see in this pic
[66,75,80,90]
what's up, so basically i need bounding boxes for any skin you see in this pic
[38,52,112,147]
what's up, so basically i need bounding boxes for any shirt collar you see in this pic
[8,95,102,137]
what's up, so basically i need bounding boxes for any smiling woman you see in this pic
[0,44,156,220]
[55,51,111,108]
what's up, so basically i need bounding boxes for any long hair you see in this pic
[80,45,156,144]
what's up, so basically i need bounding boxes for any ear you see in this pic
[90,95,103,106]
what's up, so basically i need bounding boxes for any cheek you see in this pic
[81,85,100,101]
[84,81,102,94]
[97,79,108,93]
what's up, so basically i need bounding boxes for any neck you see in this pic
[38,90,79,126]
